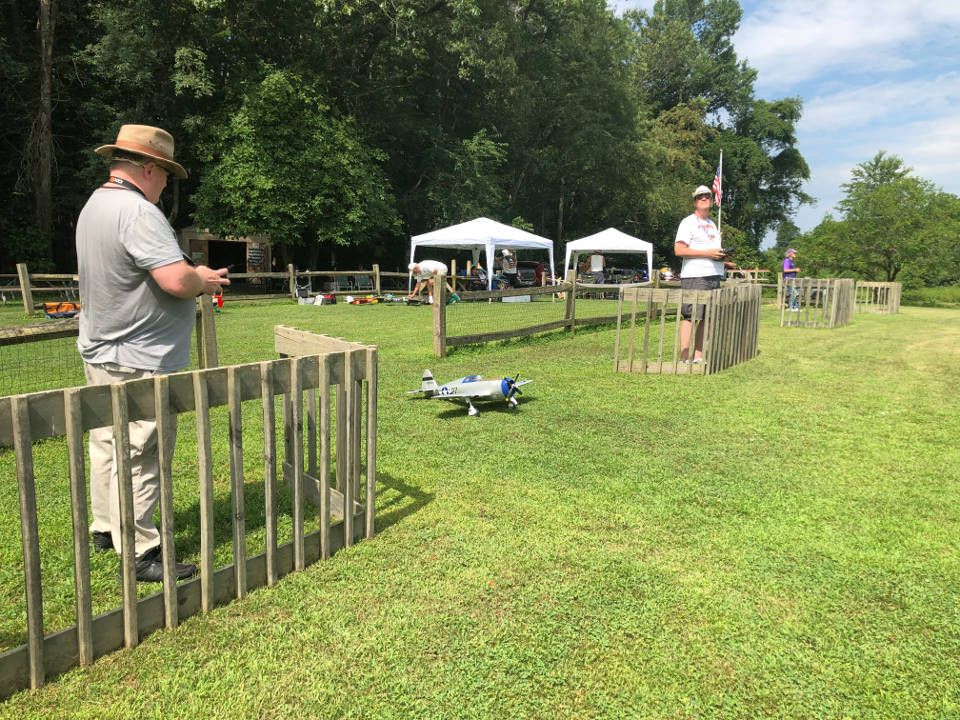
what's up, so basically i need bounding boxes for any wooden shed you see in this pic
[179,227,271,276]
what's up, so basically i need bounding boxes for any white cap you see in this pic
[693,185,712,197]
[408,262,417,271]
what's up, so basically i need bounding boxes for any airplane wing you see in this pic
[430,390,479,399]
[514,380,533,387]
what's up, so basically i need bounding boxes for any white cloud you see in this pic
[735,0,960,92]
[800,72,960,132]
[791,109,960,237]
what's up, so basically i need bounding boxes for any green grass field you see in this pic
[1,299,958,719]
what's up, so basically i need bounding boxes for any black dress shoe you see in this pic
[92,531,114,552]
[119,546,198,583]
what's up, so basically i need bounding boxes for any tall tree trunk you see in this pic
[37,0,56,253]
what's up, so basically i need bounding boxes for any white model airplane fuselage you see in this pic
[407,369,532,416]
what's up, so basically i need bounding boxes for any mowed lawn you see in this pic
[1,300,958,719]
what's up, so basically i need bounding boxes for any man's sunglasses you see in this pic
[695,194,711,200]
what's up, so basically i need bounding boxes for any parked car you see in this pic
[516,260,554,286]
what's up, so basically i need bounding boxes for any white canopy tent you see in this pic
[564,228,653,282]
[409,217,555,290]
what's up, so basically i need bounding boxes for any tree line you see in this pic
[776,152,960,290]
[3,0,812,273]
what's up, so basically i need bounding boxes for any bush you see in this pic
[902,284,960,307]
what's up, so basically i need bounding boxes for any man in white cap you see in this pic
[674,184,738,363]
[77,124,230,582]
[407,259,448,303]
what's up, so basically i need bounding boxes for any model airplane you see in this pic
[407,369,532,416]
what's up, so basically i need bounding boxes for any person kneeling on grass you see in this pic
[408,260,455,304]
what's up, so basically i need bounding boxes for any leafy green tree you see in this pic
[712,98,811,249]
[629,1,810,249]
[627,102,714,260]
[629,0,756,114]
[801,152,958,285]
[192,71,398,266]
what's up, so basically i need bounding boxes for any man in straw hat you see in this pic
[77,124,229,583]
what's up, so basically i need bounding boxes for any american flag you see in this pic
[712,162,722,204]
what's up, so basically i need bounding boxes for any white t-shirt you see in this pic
[415,260,447,280]
[590,254,604,272]
[675,213,723,278]
[501,253,518,275]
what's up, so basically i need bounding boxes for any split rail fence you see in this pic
[0,300,220,397]
[0,325,377,700]
[431,275,678,358]
[780,278,855,328]
[614,284,762,375]
[4,263,413,311]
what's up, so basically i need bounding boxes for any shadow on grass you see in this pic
[167,469,433,557]
[434,396,539,419]
[373,472,434,533]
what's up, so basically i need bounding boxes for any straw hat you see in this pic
[95,124,187,179]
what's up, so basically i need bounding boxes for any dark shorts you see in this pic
[680,275,722,320]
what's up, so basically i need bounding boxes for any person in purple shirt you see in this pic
[783,248,800,310]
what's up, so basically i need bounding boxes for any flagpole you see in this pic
[717,150,723,233]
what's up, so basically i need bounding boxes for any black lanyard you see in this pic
[107,175,147,199]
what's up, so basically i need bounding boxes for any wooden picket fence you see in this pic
[613,283,762,375]
[0,326,377,699]
[780,278,855,328]
[854,281,901,314]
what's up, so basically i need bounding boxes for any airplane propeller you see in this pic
[505,372,523,404]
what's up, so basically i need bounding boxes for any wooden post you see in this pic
[227,366,247,599]
[12,396,44,689]
[613,290,624,371]
[777,272,783,310]
[342,352,355,547]
[290,357,305,570]
[110,384,138,649]
[565,280,576,334]
[16,263,34,316]
[373,263,381,296]
[196,298,219,368]
[193,371,215,613]
[154,375,179,628]
[652,268,660,289]
[260,362,279,585]
[288,263,297,301]
[319,355,331,560]
[64,388,94,662]
[433,275,447,358]
[365,347,378,540]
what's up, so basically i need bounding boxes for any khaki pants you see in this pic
[84,362,176,557]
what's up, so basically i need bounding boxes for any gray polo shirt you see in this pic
[76,188,196,372]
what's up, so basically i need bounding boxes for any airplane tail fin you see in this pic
[421,369,438,393]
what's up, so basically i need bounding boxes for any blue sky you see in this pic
[614,0,960,244]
